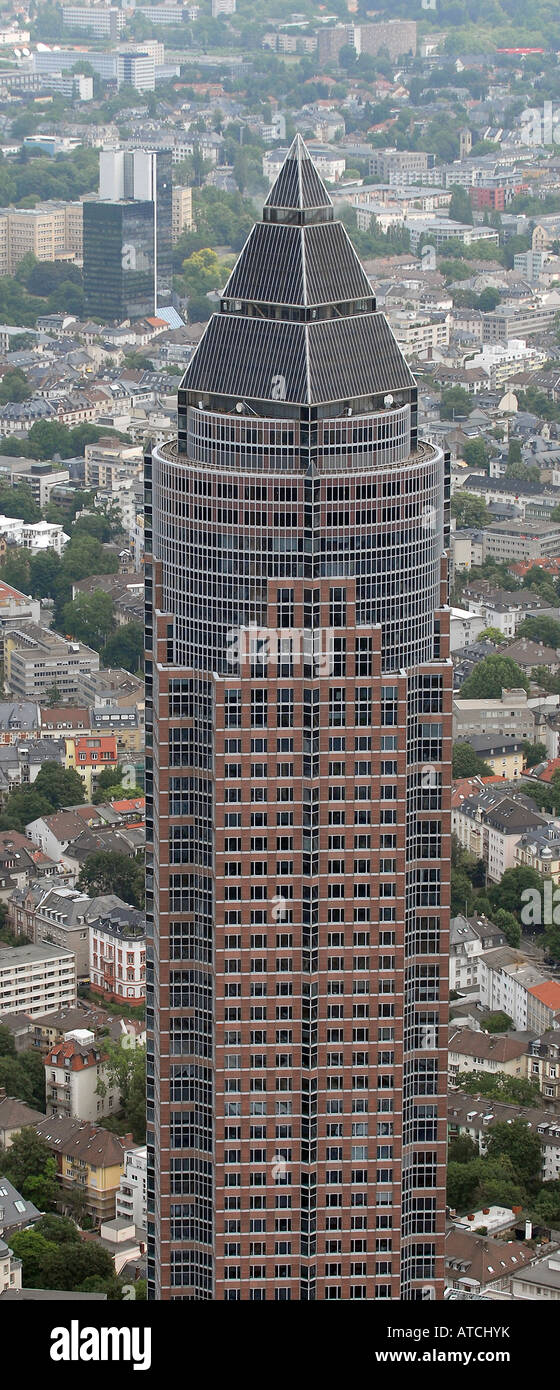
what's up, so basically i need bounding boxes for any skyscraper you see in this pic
[145,137,451,1302]
[83,148,172,321]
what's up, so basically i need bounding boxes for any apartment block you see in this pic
[0,942,76,1018]
[0,202,83,277]
[62,5,124,37]
[172,185,194,243]
[5,624,99,702]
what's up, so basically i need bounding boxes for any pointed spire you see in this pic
[264,135,334,220]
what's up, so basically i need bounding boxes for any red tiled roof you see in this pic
[528,981,560,1010]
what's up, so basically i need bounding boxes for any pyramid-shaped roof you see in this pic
[180,139,415,409]
[264,134,333,217]
[222,220,374,310]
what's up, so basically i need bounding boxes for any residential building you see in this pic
[0,942,76,1018]
[62,6,124,37]
[444,1228,532,1296]
[115,1145,147,1231]
[453,689,535,743]
[527,1033,560,1102]
[0,740,66,803]
[39,707,90,740]
[35,1115,127,1223]
[448,1026,528,1081]
[510,1254,560,1299]
[0,1092,45,1149]
[448,1092,560,1179]
[44,1029,119,1123]
[171,185,193,243]
[8,886,92,980]
[78,667,144,712]
[0,700,40,745]
[89,908,146,1006]
[449,914,507,994]
[0,1238,21,1294]
[0,203,83,277]
[4,624,99,702]
[0,518,68,556]
[64,734,119,798]
[478,946,558,1031]
[146,138,452,1301]
[452,789,548,881]
[515,823,560,882]
[0,591,41,658]
[24,808,106,864]
[483,520,560,563]
[458,734,525,781]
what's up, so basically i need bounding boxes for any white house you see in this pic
[115,1145,147,1232]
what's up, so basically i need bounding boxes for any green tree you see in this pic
[452,742,493,778]
[0,788,53,834]
[0,1023,16,1057]
[99,1041,146,1143]
[486,1120,542,1188]
[34,1213,80,1245]
[28,549,62,600]
[533,1181,560,1225]
[484,1011,514,1033]
[33,763,86,810]
[0,368,32,406]
[1,1127,57,1207]
[458,1070,541,1106]
[8,1230,57,1287]
[449,185,474,226]
[518,618,560,649]
[492,909,521,948]
[451,492,491,529]
[62,591,115,652]
[486,865,544,924]
[508,438,522,464]
[0,549,31,592]
[447,1159,479,1210]
[522,739,548,768]
[102,622,144,674]
[77,851,145,909]
[459,654,530,698]
[440,386,472,419]
[478,627,506,643]
[448,1134,479,1164]
[477,287,501,311]
[0,481,40,523]
[462,438,490,471]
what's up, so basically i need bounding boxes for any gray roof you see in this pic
[0,1096,45,1132]
[0,703,38,733]
[182,310,414,406]
[223,219,374,309]
[0,1176,41,1232]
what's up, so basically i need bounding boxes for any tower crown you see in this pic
[263,133,334,225]
[179,138,414,411]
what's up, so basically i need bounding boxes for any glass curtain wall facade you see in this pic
[83,199,155,321]
[145,137,452,1302]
